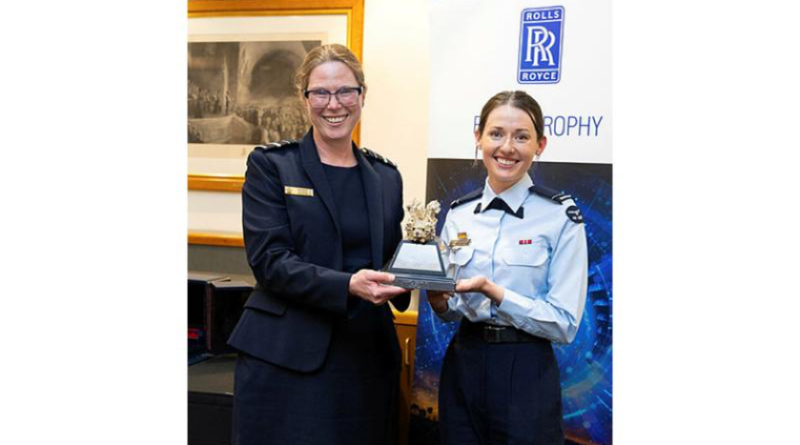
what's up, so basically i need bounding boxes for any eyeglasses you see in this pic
[304,86,363,108]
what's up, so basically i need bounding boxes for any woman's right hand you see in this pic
[349,270,407,305]
[427,291,452,314]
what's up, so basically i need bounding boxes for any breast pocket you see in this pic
[499,246,550,297]
[501,245,549,268]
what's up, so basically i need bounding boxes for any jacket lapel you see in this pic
[299,132,342,240]
[356,148,385,270]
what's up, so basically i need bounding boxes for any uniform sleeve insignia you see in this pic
[552,192,573,204]
[450,188,483,209]
[565,205,584,224]
[256,139,299,151]
[530,184,572,205]
[360,147,397,168]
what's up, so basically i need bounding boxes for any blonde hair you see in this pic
[294,44,366,100]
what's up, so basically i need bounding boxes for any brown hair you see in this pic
[476,91,545,141]
[294,44,366,99]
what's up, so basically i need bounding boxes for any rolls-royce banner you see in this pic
[426,0,610,164]
[411,1,612,444]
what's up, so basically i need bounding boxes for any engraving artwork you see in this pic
[188,40,321,145]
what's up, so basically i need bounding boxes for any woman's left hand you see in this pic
[349,270,408,305]
[456,276,504,305]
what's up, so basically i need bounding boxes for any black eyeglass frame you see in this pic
[303,86,363,106]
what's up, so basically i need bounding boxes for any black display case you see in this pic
[188,272,253,362]
[205,280,252,354]
[188,272,228,365]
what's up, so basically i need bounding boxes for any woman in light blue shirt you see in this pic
[429,90,588,445]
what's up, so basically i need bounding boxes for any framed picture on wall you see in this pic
[187,0,365,193]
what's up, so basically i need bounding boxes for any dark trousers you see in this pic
[438,324,564,445]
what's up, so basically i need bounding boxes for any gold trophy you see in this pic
[385,200,456,291]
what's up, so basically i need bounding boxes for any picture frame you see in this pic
[187,0,364,193]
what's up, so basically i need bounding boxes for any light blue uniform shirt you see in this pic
[436,174,588,344]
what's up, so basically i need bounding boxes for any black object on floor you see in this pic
[188,353,237,445]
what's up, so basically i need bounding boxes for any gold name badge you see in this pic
[284,186,314,197]
[449,232,471,247]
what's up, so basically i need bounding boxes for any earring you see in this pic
[472,144,481,167]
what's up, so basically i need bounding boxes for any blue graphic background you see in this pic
[409,160,612,445]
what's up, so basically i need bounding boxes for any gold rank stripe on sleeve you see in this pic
[284,186,314,197]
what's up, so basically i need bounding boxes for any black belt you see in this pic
[459,320,549,344]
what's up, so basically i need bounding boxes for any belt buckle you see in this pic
[483,325,504,343]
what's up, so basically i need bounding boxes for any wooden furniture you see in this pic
[393,309,418,445]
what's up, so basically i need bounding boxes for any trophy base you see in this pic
[384,239,456,292]
[391,274,456,292]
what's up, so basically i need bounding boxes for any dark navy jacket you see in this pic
[228,129,410,372]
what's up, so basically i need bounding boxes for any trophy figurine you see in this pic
[384,200,456,291]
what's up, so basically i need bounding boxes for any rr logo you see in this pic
[526,26,556,66]
[518,6,564,84]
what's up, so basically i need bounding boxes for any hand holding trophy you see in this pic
[384,200,456,291]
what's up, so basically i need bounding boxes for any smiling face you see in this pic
[476,104,547,194]
[305,61,364,148]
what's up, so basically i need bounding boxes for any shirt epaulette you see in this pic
[450,188,483,209]
[255,139,299,151]
[529,184,573,205]
[530,185,583,223]
[360,147,397,168]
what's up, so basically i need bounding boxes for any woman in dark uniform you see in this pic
[429,91,588,445]
[228,44,410,445]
